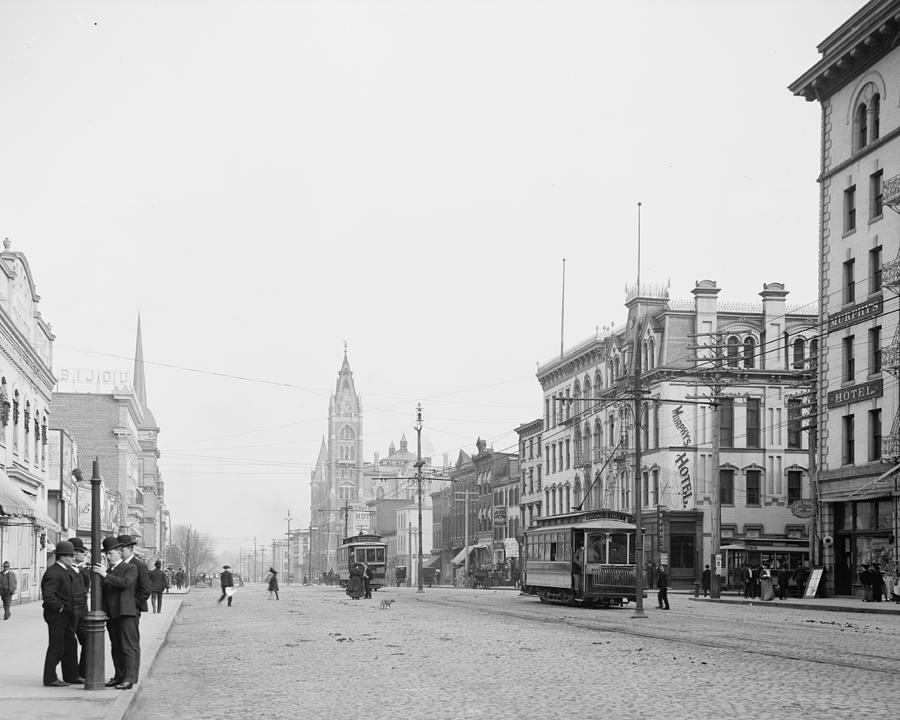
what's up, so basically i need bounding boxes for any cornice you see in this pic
[0,312,55,395]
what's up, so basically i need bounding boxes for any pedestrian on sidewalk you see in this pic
[149,560,168,613]
[266,567,280,600]
[656,565,670,610]
[860,564,873,602]
[94,536,140,690]
[777,564,790,601]
[701,565,711,597]
[68,537,91,681]
[872,564,884,602]
[174,568,184,590]
[41,540,79,687]
[1,560,17,620]
[218,565,234,606]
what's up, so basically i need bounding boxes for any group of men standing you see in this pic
[40,534,152,690]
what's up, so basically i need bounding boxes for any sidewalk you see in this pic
[0,589,186,720]
[681,589,900,615]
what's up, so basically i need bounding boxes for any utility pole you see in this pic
[710,383,722,599]
[415,403,425,594]
[407,522,413,587]
[285,509,292,586]
[253,536,257,584]
[455,488,476,584]
[631,303,647,619]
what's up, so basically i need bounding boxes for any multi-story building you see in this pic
[52,319,165,557]
[515,418,543,530]
[0,240,58,603]
[791,0,900,596]
[535,281,816,588]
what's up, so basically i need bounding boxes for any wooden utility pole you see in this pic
[631,303,647,619]
[285,509,292,585]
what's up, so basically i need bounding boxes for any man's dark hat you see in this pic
[223,565,230,570]
[101,536,122,553]
[67,537,87,552]
[154,560,162,567]
[54,540,75,557]
[116,534,137,548]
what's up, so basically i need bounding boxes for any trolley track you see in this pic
[424,592,900,675]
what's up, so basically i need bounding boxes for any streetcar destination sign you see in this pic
[827,295,882,332]
[826,379,883,408]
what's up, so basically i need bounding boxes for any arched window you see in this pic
[743,337,755,369]
[573,379,581,416]
[648,337,656,369]
[583,422,592,464]
[810,337,819,373]
[726,336,740,367]
[573,477,582,508]
[574,426,582,465]
[614,357,621,379]
[793,338,806,369]
[594,369,602,392]
[642,342,648,371]
[376,486,385,499]
[872,93,881,141]
[594,418,602,451]
[583,376,592,411]
[855,101,868,151]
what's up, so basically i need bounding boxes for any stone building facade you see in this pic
[534,281,816,588]
[0,240,58,604]
[791,0,900,595]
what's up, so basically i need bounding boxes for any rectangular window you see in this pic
[843,414,855,465]
[870,245,883,295]
[642,471,649,507]
[545,399,550,428]
[652,468,659,506]
[720,468,734,505]
[719,398,734,448]
[869,408,882,462]
[653,401,659,449]
[537,466,542,492]
[843,257,856,304]
[641,402,650,449]
[537,438,541,457]
[787,399,802,449]
[844,186,856,233]
[550,445,555,474]
[746,469,761,505]
[787,470,803,504]
[565,439,570,470]
[746,398,761,448]
[869,326,882,374]
[843,335,855,381]
[870,170,883,220]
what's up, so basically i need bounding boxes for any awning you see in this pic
[451,544,489,565]
[425,555,442,569]
[819,464,900,503]
[0,472,61,532]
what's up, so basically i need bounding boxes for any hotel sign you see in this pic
[827,296,882,332]
[827,379,883,408]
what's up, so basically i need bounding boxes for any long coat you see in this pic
[128,557,152,613]
[0,568,17,596]
[102,561,139,618]
[149,568,168,592]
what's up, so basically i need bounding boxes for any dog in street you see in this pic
[379,598,395,610]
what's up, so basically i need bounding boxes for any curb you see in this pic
[689,596,900,615]
[101,595,188,720]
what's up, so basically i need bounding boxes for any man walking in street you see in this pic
[94,536,140,690]
[656,565,670,610]
[149,560,167,613]
[41,540,79,687]
[68,537,91,680]
[218,565,234,606]
[174,568,184,590]
[1,560,17,619]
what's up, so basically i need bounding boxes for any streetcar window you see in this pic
[367,548,377,563]
[608,534,627,564]
[549,540,558,561]
[376,548,385,563]
[586,535,603,563]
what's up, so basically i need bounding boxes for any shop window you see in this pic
[669,534,696,570]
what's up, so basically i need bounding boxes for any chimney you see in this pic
[691,280,721,362]
[759,282,788,371]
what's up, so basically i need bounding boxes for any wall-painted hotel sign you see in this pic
[827,379,883,408]
[827,296,882,332]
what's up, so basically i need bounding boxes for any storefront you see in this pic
[827,496,894,596]
[644,508,703,590]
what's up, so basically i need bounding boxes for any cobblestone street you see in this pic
[129,585,900,720]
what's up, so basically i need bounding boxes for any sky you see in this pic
[0,0,865,559]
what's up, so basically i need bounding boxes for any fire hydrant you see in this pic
[692,581,700,597]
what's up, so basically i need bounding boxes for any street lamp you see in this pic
[72,459,108,691]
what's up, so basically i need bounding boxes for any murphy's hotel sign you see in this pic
[827,379,883,408]
[827,296,882,332]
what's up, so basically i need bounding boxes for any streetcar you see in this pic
[336,533,388,591]
[522,509,639,607]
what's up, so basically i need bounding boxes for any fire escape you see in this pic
[880,173,900,459]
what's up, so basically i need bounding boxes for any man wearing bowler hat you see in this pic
[41,540,79,687]
[93,536,139,690]
[67,537,91,680]
[118,535,150,681]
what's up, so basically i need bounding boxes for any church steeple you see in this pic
[134,314,147,408]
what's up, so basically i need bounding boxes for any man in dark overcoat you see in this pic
[41,540,79,686]
[68,536,91,681]
[118,535,151,681]
[93,536,139,689]
[218,565,234,606]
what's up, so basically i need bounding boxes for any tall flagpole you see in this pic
[637,202,642,297]
[560,258,566,359]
